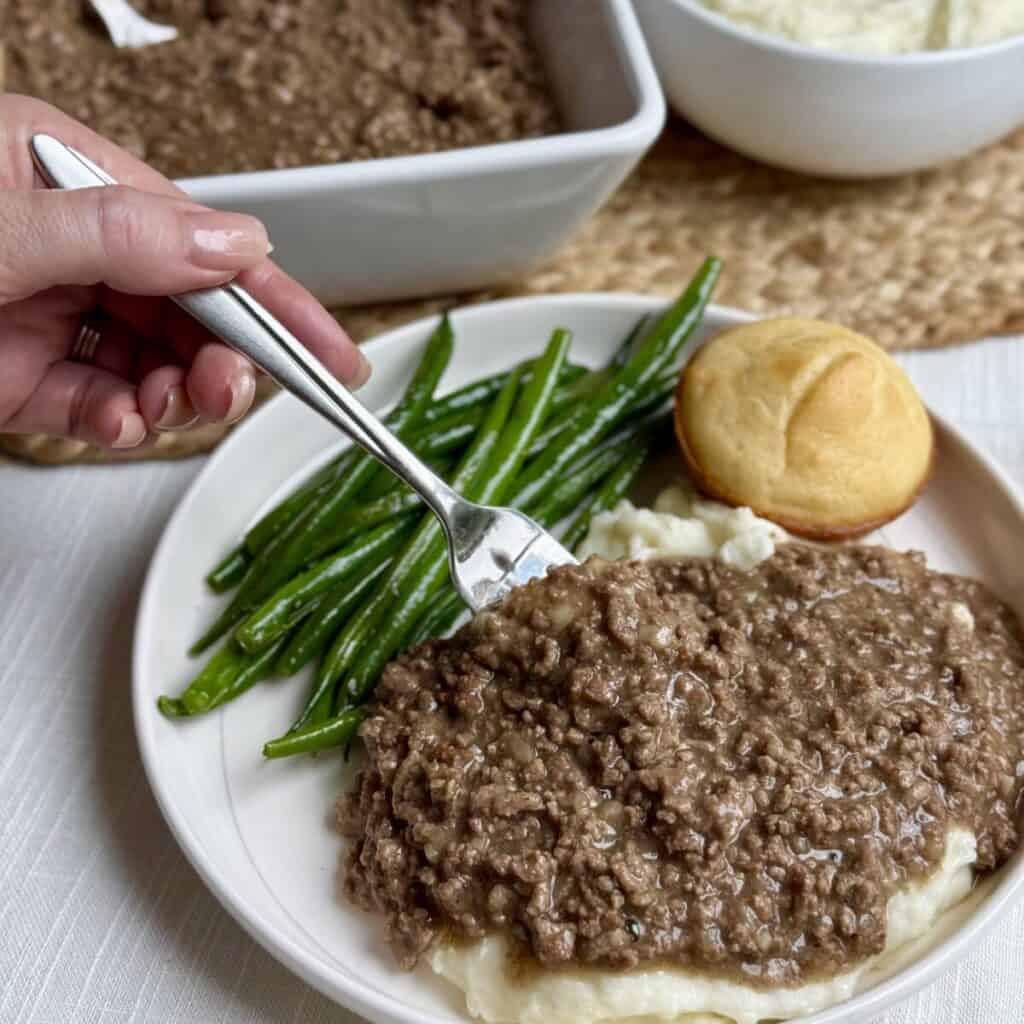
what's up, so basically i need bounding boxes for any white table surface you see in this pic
[1,336,1022,1024]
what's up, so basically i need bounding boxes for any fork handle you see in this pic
[28,133,462,525]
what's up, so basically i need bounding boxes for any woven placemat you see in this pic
[5,117,1024,466]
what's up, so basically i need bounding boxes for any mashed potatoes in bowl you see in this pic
[634,0,1024,176]
[695,0,1024,55]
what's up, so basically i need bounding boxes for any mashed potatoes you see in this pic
[578,484,788,570]
[432,830,977,1024]
[698,0,1024,54]
[428,485,981,1024]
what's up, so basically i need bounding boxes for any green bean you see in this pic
[511,258,721,513]
[349,360,631,511]
[242,452,349,557]
[338,329,572,711]
[414,412,480,460]
[194,505,332,658]
[310,491,423,556]
[358,452,455,503]
[190,315,453,655]
[418,360,585,426]
[308,452,457,557]
[407,590,466,646]
[523,340,673,461]
[206,545,252,594]
[320,451,454,525]
[235,518,417,654]
[276,563,390,677]
[164,580,360,721]
[612,315,650,368]
[268,364,524,733]
[207,637,289,712]
[160,634,285,718]
[304,686,335,729]
[169,640,251,715]
[310,411,479,522]
[156,696,187,718]
[539,316,647,414]
[353,360,585,506]
[559,444,651,552]
[524,394,589,458]
[295,364,525,732]
[194,497,321,656]
[335,567,439,711]
[419,376,504,426]
[226,485,433,652]
[557,364,589,386]
[263,707,367,759]
[248,404,461,555]
[353,410,482,506]
[524,359,674,465]
[534,426,658,527]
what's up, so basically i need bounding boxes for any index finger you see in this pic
[0,93,186,196]
[3,93,370,389]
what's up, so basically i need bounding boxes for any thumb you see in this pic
[0,186,270,304]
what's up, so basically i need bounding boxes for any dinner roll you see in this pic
[675,318,934,539]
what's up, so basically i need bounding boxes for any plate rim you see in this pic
[133,293,1024,1024]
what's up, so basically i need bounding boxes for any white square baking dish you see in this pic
[179,0,665,307]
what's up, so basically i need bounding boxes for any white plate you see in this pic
[134,297,1024,1024]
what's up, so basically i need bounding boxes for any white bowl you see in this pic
[633,0,1024,178]
[180,0,664,306]
[134,294,1024,1024]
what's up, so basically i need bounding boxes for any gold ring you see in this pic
[70,320,103,363]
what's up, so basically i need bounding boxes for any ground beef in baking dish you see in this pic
[5,0,561,178]
[339,546,1024,984]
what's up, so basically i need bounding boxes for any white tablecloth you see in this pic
[2,336,1022,1024]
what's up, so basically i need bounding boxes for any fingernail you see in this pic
[112,412,147,449]
[188,211,270,270]
[225,367,256,424]
[351,350,372,390]
[155,385,199,432]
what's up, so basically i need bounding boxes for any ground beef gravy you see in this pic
[6,1,560,179]
[339,546,1024,985]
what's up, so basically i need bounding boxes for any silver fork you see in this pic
[87,0,179,48]
[30,133,576,612]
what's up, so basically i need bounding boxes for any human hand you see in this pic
[0,94,370,449]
